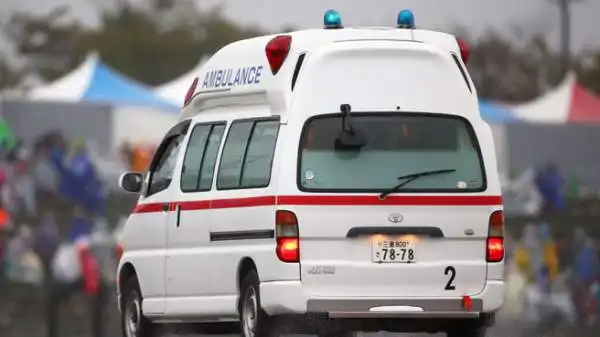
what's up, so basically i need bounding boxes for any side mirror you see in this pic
[119,172,144,194]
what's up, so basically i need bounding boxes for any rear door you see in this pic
[289,113,501,298]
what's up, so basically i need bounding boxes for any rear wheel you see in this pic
[121,275,158,337]
[239,270,278,337]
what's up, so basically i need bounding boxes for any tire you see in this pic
[121,275,158,337]
[238,270,277,337]
[447,323,487,337]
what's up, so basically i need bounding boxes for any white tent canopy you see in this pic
[29,53,98,101]
[509,72,600,124]
[21,53,179,151]
[154,57,209,106]
[510,72,575,124]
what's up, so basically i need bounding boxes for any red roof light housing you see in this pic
[265,35,292,75]
[183,76,199,107]
[456,38,470,64]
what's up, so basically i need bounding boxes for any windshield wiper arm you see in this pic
[378,169,457,199]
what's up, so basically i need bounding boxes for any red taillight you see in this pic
[486,210,505,262]
[275,210,299,263]
[456,37,470,64]
[487,237,504,263]
[183,76,199,107]
[265,35,292,75]
[488,210,505,237]
[276,237,299,262]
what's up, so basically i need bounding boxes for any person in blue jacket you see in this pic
[69,205,93,243]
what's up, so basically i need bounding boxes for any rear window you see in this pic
[298,113,486,192]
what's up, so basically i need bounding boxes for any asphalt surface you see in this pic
[165,324,516,337]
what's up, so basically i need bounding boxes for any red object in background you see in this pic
[569,82,600,123]
[14,160,28,174]
[77,243,100,295]
[0,208,10,230]
[0,169,7,184]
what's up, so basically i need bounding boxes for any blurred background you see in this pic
[0,0,599,336]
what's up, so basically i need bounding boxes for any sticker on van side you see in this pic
[202,66,264,89]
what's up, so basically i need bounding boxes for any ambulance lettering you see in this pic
[202,65,263,89]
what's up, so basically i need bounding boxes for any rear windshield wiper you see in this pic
[378,169,457,199]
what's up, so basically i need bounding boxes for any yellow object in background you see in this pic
[514,245,532,281]
[513,242,559,283]
[542,241,559,281]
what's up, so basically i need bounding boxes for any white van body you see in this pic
[117,26,504,336]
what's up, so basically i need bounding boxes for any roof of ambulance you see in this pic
[181,27,465,120]
[207,27,460,62]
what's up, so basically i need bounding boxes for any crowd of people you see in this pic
[503,222,600,335]
[0,131,124,337]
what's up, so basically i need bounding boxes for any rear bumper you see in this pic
[260,280,504,318]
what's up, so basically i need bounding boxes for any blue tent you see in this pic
[29,53,178,111]
[479,101,519,123]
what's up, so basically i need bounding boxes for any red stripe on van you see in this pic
[277,195,503,206]
[132,195,502,213]
[212,196,276,209]
[179,200,210,211]
[134,203,166,213]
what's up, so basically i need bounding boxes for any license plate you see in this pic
[372,239,416,263]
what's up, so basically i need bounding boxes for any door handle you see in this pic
[161,203,170,212]
[175,204,181,227]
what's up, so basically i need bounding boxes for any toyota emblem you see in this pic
[388,213,403,223]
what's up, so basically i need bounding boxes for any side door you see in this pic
[129,120,189,316]
[208,116,281,298]
[165,121,227,316]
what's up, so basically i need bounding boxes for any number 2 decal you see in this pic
[444,266,456,290]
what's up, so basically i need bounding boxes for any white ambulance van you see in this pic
[116,9,504,337]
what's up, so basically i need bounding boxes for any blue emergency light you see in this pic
[397,10,415,29]
[324,9,343,29]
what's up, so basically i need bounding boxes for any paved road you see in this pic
[166,325,517,337]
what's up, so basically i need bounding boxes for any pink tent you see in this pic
[512,72,600,124]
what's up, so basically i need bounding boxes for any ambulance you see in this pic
[116,9,504,337]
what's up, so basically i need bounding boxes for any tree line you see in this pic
[1,0,599,102]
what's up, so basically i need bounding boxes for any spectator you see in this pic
[132,144,153,172]
[4,225,33,282]
[31,143,60,198]
[572,234,600,324]
[0,214,12,278]
[539,223,559,283]
[31,212,60,278]
[516,224,542,283]
[535,163,566,213]
[69,206,93,243]
[64,141,100,210]
[13,157,36,216]
[87,216,118,337]
[119,142,135,171]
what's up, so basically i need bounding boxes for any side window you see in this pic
[147,135,183,196]
[216,121,253,189]
[241,120,279,187]
[180,123,226,192]
[217,119,280,190]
